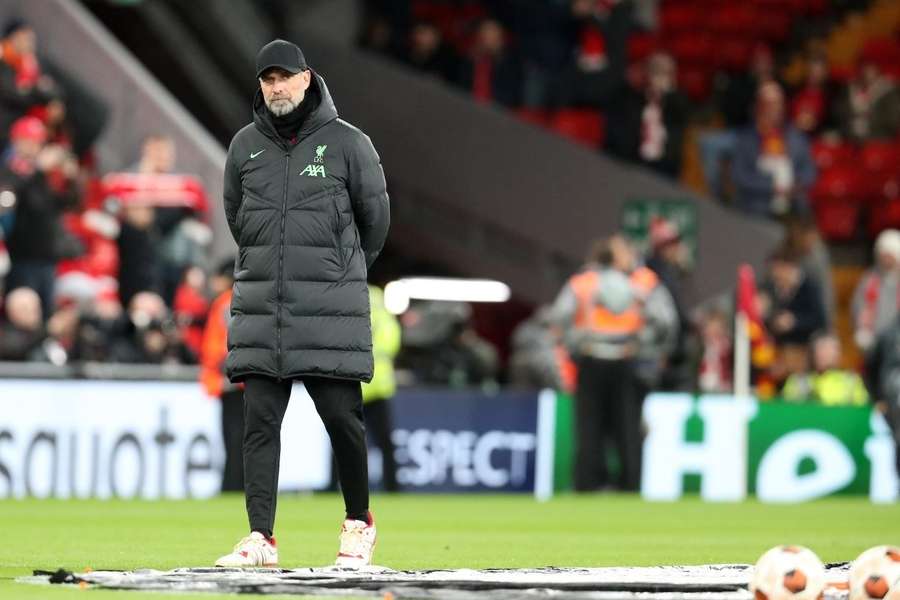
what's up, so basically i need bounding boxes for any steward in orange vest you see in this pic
[199,259,243,492]
[550,235,677,491]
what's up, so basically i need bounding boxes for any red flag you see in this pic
[736,264,776,397]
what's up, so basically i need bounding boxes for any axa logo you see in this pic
[300,164,326,177]
[301,145,327,177]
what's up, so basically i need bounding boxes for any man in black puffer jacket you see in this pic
[215,40,389,570]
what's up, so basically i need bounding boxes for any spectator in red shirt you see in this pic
[172,265,209,361]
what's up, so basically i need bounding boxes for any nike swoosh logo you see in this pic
[250,149,265,159]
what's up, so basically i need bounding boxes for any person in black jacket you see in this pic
[214,40,389,570]
[759,246,827,379]
[402,22,460,84]
[457,18,522,107]
[865,315,900,483]
[2,116,78,317]
[116,203,162,309]
[606,52,688,178]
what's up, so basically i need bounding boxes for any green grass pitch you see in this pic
[1,493,898,599]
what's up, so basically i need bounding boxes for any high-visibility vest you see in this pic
[569,269,644,336]
[362,285,401,403]
[200,290,232,398]
[630,266,660,300]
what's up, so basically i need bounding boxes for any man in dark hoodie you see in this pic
[215,40,389,569]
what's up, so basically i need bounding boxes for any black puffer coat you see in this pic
[223,72,390,382]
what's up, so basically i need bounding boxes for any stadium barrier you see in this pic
[1,376,895,503]
[634,393,896,503]
[0,378,555,499]
[0,378,329,499]
[550,392,897,503]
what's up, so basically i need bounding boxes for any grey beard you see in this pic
[266,96,302,116]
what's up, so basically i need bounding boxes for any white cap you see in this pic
[875,229,900,261]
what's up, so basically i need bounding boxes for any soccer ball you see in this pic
[751,545,826,600]
[849,546,900,600]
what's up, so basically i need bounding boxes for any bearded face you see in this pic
[260,68,311,116]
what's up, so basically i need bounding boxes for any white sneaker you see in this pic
[215,531,278,568]
[334,513,377,568]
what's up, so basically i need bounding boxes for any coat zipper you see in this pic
[276,152,290,377]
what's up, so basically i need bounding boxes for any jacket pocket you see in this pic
[332,192,347,270]
[235,195,250,242]
[234,246,249,281]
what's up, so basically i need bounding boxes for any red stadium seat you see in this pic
[810,166,867,240]
[707,5,757,35]
[802,0,827,15]
[678,67,713,103]
[858,141,900,200]
[867,175,900,236]
[716,37,754,71]
[815,199,861,240]
[514,108,548,128]
[660,3,704,33]
[666,33,715,66]
[860,141,900,176]
[829,64,855,84]
[812,166,868,203]
[628,33,659,64]
[549,109,606,148]
[750,0,797,11]
[810,140,857,171]
[755,12,790,42]
[861,38,900,74]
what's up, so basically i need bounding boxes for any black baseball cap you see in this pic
[256,39,308,79]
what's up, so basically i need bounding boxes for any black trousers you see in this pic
[888,399,900,479]
[573,356,643,492]
[363,398,399,492]
[243,375,369,536]
[221,389,245,492]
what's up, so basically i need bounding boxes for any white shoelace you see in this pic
[234,534,272,556]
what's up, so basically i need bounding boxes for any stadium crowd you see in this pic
[0,18,220,367]
[362,0,900,224]
[3,1,900,400]
[359,0,900,393]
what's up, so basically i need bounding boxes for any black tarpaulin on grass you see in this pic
[20,564,852,599]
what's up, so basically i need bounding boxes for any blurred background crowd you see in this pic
[2,0,900,420]
[358,0,900,411]
[0,17,222,367]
